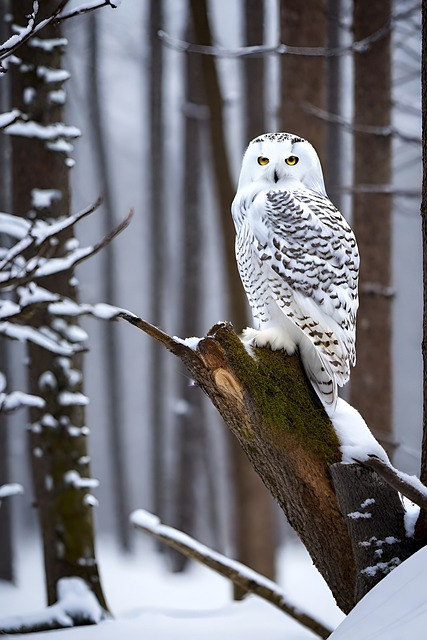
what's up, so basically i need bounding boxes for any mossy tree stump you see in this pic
[122,315,417,613]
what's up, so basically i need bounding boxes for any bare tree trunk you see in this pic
[168,28,204,572]
[0,0,14,584]
[279,0,327,168]
[326,0,343,208]
[147,0,167,525]
[416,0,427,541]
[189,0,277,591]
[8,0,107,609]
[0,347,14,582]
[87,12,130,552]
[350,0,393,455]
[189,0,246,328]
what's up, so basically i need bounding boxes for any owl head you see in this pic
[236,132,327,197]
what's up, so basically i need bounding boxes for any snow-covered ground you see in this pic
[3,535,427,639]
[0,538,344,639]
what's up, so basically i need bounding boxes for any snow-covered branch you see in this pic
[0,203,132,369]
[0,0,121,69]
[0,202,133,290]
[131,509,332,640]
[358,455,427,512]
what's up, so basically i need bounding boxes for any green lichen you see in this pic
[216,327,341,466]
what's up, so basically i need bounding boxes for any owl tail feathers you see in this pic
[298,339,338,407]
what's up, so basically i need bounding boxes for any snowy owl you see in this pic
[231,132,359,406]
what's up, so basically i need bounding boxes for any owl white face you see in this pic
[236,132,327,197]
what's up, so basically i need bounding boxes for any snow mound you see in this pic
[330,545,427,639]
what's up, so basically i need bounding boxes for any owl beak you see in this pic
[273,169,279,183]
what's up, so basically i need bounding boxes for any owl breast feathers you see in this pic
[231,132,359,406]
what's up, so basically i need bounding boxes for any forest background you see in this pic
[0,0,423,624]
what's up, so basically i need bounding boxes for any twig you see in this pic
[131,509,333,640]
[0,0,120,65]
[357,455,427,511]
[158,3,420,60]
[305,103,421,145]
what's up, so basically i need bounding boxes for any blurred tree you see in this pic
[169,28,208,572]
[7,0,107,609]
[325,0,343,210]
[189,0,277,592]
[416,0,427,541]
[350,0,393,454]
[147,0,167,526]
[0,0,14,584]
[279,0,327,168]
[88,12,130,552]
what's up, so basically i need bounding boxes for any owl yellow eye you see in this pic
[257,156,269,166]
[285,155,299,166]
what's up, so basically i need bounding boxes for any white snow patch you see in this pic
[173,335,202,349]
[83,494,99,507]
[28,37,68,52]
[326,398,390,464]
[58,391,89,407]
[64,470,99,490]
[48,89,67,105]
[360,557,401,578]
[23,87,36,105]
[0,109,22,128]
[347,511,372,520]
[31,188,62,209]
[403,497,420,538]
[52,318,88,343]
[0,483,24,500]
[0,390,45,411]
[360,498,375,509]
[36,66,70,84]
[0,577,103,631]
[5,121,80,141]
[38,371,57,392]
[46,139,74,153]
[41,414,58,428]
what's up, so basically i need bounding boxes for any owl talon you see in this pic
[241,327,296,355]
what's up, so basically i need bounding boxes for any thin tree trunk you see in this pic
[415,0,427,541]
[88,13,130,552]
[9,0,107,609]
[229,0,277,598]
[147,0,167,524]
[350,0,393,455]
[0,0,14,584]
[279,0,327,168]
[189,0,277,591]
[189,0,246,328]
[169,28,204,572]
[326,0,343,209]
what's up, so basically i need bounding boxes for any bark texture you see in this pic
[9,1,107,609]
[280,0,327,168]
[350,0,393,454]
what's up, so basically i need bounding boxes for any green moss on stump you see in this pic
[215,325,341,467]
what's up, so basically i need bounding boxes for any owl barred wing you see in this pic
[246,188,359,386]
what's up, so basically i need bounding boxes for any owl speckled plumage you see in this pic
[231,132,359,406]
